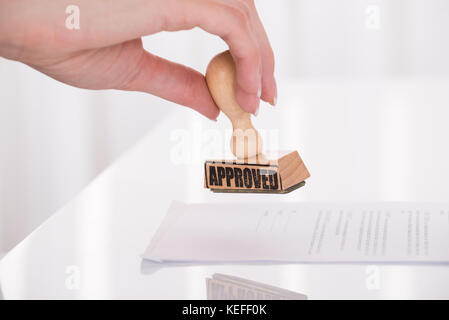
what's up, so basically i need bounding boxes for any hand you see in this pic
[0,0,276,120]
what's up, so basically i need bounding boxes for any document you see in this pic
[143,202,449,263]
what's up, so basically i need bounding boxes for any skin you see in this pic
[0,0,277,120]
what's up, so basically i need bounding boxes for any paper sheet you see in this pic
[143,202,449,263]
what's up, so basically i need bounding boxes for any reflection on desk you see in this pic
[140,261,307,300]
[206,273,307,300]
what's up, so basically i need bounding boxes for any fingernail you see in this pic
[254,104,259,117]
[271,77,278,106]
[257,86,261,99]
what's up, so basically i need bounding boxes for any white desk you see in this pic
[1,79,449,299]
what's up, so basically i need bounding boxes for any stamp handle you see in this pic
[205,50,263,159]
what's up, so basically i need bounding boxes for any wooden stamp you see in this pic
[204,51,310,194]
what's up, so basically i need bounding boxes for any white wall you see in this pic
[1,0,449,253]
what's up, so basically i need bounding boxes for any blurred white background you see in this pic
[1,0,449,255]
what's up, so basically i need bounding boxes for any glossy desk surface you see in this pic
[1,79,449,299]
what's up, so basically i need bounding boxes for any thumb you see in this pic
[122,50,219,121]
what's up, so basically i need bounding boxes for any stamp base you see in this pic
[204,150,310,194]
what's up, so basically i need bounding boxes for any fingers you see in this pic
[221,0,276,108]
[183,1,263,114]
[185,0,276,113]
[122,50,220,121]
[246,1,277,106]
